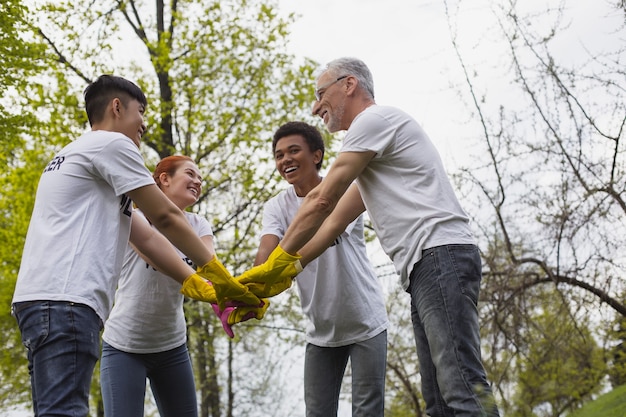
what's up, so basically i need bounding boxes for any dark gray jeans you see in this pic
[408,244,499,417]
[14,300,102,417]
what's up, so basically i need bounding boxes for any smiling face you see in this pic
[116,98,146,147]
[312,71,348,133]
[274,134,323,196]
[158,160,203,209]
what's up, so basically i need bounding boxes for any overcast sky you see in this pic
[276,0,620,170]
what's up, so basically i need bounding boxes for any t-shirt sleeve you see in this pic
[340,110,395,158]
[93,137,155,196]
[260,197,286,239]
[187,213,213,238]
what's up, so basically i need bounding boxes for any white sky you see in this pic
[276,0,620,170]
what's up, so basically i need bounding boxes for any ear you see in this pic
[345,75,358,96]
[313,149,323,165]
[111,97,122,118]
[158,172,170,187]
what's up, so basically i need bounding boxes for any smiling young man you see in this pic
[11,75,259,416]
[239,58,500,416]
[254,121,388,416]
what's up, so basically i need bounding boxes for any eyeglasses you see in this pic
[314,75,348,102]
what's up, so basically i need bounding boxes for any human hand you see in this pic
[198,257,261,310]
[211,299,270,338]
[237,245,302,295]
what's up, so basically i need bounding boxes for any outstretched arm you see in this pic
[127,184,213,266]
[254,234,280,266]
[280,150,374,255]
[298,183,366,267]
[128,185,260,307]
[129,214,198,283]
[239,183,366,298]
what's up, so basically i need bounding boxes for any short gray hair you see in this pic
[320,57,375,99]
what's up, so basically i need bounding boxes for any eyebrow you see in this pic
[184,168,202,180]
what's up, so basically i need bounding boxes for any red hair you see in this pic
[153,155,195,189]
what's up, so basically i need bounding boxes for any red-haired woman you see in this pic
[100,156,262,417]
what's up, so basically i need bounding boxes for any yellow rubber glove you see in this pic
[227,298,270,325]
[237,245,303,295]
[239,275,294,298]
[198,257,261,310]
[180,273,217,303]
[211,299,270,338]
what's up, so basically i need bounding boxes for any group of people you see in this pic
[11,57,500,417]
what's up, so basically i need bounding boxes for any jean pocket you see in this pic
[16,302,50,351]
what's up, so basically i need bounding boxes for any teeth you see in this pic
[285,167,296,173]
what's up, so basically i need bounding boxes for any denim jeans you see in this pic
[304,330,387,417]
[407,245,499,417]
[13,300,102,417]
[100,341,197,417]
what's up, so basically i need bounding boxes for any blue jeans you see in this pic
[407,245,499,417]
[13,300,103,417]
[304,330,387,417]
[100,341,198,417]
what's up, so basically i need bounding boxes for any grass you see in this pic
[567,384,626,417]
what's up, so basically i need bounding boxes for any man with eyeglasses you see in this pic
[237,57,500,417]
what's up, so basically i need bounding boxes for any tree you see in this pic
[510,290,605,417]
[385,283,424,417]
[444,0,626,413]
[1,0,323,414]
[608,310,626,387]
[0,0,51,409]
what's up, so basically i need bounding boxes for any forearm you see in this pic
[153,210,214,266]
[297,183,365,266]
[128,184,214,267]
[254,235,280,266]
[133,233,195,284]
[280,193,334,255]
[280,153,369,255]
[298,219,344,268]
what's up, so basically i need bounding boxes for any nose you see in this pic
[311,100,321,116]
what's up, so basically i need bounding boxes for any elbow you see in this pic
[313,196,336,216]
[146,208,179,231]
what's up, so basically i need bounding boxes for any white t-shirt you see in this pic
[261,186,389,347]
[341,105,475,290]
[102,210,212,354]
[12,130,156,323]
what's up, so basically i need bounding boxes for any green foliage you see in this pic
[0,0,44,91]
[608,311,626,387]
[0,0,325,414]
[0,0,52,409]
[566,384,626,417]
[384,284,425,416]
[509,294,606,417]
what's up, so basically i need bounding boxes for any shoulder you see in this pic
[266,186,297,206]
[184,211,213,233]
[358,105,408,121]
